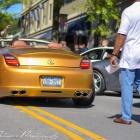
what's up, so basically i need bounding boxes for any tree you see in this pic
[72,0,121,46]
[0,12,12,31]
[0,0,32,37]
[8,15,21,36]
[0,0,21,12]
[0,12,21,37]
[52,0,64,42]
[0,0,22,36]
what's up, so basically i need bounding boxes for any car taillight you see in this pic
[3,54,20,66]
[80,59,90,69]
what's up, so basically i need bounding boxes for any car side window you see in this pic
[102,49,113,60]
[102,49,122,60]
[82,49,103,60]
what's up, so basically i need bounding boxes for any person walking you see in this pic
[110,0,140,125]
[0,25,10,37]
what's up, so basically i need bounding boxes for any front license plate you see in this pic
[42,76,62,87]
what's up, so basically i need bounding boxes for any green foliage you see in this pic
[0,12,12,30]
[0,0,22,36]
[0,0,21,11]
[8,16,20,36]
[0,12,20,36]
[72,0,120,37]
[0,0,33,10]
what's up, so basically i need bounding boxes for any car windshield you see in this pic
[0,38,50,48]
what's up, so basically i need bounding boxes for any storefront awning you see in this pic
[38,17,90,39]
[68,17,86,29]
[67,17,90,36]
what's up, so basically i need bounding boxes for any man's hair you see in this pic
[10,37,19,45]
[102,40,108,45]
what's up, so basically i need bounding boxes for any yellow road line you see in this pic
[6,99,85,140]
[18,100,106,140]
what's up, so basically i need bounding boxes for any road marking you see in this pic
[16,100,106,140]
[6,99,106,140]
[6,99,85,140]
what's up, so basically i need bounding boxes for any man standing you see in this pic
[110,0,140,125]
[74,45,80,54]
[0,25,10,36]
[60,41,71,50]
[79,44,88,54]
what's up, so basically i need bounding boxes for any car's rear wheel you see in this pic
[93,70,105,95]
[72,90,95,106]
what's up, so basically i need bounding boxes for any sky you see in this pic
[6,4,22,14]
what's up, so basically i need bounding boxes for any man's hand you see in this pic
[1,25,11,36]
[110,56,118,68]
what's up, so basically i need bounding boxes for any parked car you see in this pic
[0,39,95,106]
[0,38,52,47]
[81,47,139,95]
[80,47,122,95]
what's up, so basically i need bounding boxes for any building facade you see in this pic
[20,0,130,50]
[20,0,91,50]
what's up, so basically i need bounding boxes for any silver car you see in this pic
[80,47,122,95]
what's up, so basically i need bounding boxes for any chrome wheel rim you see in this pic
[93,72,102,93]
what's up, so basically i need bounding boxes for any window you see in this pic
[102,49,113,60]
[102,49,122,60]
[82,49,103,60]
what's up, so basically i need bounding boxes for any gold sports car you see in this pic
[0,39,95,106]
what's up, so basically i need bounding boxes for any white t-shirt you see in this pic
[118,2,140,69]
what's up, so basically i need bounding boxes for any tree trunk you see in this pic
[52,4,61,42]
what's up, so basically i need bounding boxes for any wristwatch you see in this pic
[111,53,118,57]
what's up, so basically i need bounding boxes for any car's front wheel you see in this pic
[93,70,105,95]
[72,90,95,106]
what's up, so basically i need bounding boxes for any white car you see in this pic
[80,47,116,62]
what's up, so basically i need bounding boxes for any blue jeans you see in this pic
[120,68,140,121]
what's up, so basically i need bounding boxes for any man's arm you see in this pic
[112,33,126,54]
[110,33,126,67]
[1,25,10,36]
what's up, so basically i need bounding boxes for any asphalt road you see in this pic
[0,91,139,140]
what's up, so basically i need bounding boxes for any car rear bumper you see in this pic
[0,66,93,98]
[0,87,93,99]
